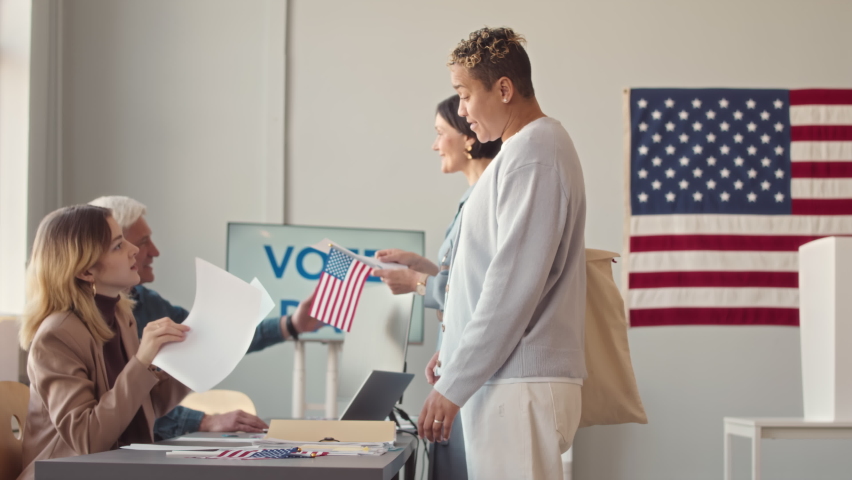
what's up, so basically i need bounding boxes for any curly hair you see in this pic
[449,27,535,98]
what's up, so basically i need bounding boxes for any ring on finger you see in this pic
[433,419,443,424]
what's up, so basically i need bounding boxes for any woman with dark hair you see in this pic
[372,95,501,479]
[16,205,191,480]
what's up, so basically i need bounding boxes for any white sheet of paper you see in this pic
[170,435,265,443]
[152,258,275,392]
[311,238,406,270]
[120,444,225,451]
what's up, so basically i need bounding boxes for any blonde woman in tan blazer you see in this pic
[17,205,192,480]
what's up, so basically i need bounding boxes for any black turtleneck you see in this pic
[95,294,127,388]
[95,293,150,446]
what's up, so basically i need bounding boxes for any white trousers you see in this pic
[460,382,582,480]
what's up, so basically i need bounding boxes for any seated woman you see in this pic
[17,205,191,480]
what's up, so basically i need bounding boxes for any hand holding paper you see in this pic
[152,258,275,392]
[310,239,407,271]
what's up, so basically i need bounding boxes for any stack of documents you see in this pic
[152,259,275,392]
[253,441,391,456]
[255,419,397,456]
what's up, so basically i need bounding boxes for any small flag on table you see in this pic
[310,246,372,332]
[196,448,322,459]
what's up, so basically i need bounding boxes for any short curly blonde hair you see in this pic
[449,27,534,98]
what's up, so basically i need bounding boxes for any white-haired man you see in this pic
[90,195,321,439]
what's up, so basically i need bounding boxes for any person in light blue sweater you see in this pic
[373,95,501,480]
[90,196,321,440]
[415,28,588,480]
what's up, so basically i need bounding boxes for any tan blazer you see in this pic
[17,310,190,480]
[579,249,648,428]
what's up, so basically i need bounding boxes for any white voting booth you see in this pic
[799,236,852,421]
[225,223,423,418]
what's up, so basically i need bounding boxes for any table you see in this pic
[723,417,852,480]
[36,432,417,480]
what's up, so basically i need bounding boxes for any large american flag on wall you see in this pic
[625,88,852,327]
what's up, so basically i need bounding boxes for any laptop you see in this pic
[339,370,415,421]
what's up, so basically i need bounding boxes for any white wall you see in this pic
[286,0,852,478]
[0,0,32,315]
[56,0,286,300]
[52,0,296,414]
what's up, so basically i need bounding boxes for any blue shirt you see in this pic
[424,185,473,348]
[131,285,285,440]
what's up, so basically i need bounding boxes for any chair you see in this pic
[179,390,257,416]
[0,381,29,480]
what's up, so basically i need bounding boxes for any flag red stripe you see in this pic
[789,89,852,106]
[312,275,325,318]
[340,263,367,332]
[347,263,371,330]
[338,262,366,330]
[791,199,852,215]
[328,277,345,329]
[310,273,326,318]
[318,275,339,326]
[791,125,852,141]
[630,234,825,252]
[335,270,353,329]
[629,271,799,289]
[336,263,358,329]
[342,263,370,332]
[630,307,799,327]
[791,162,852,178]
[314,273,331,319]
[344,267,370,332]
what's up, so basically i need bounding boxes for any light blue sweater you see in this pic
[434,117,587,407]
[424,185,473,348]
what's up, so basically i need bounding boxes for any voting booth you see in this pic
[799,237,852,421]
[225,223,424,418]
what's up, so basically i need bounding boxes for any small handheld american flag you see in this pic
[309,246,372,332]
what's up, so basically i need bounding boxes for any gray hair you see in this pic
[88,196,148,230]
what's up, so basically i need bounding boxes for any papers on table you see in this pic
[174,447,337,459]
[120,444,224,451]
[253,441,391,456]
[252,419,395,456]
[311,238,406,271]
[169,434,265,443]
[152,258,275,392]
[264,419,396,444]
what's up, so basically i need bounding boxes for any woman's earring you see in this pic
[465,145,473,160]
[503,98,508,103]
[91,282,97,297]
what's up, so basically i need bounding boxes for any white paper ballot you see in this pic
[311,238,406,270]
[120,444,227,451]
[152,258,275,392]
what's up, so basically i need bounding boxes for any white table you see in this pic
[723,417,852,480]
